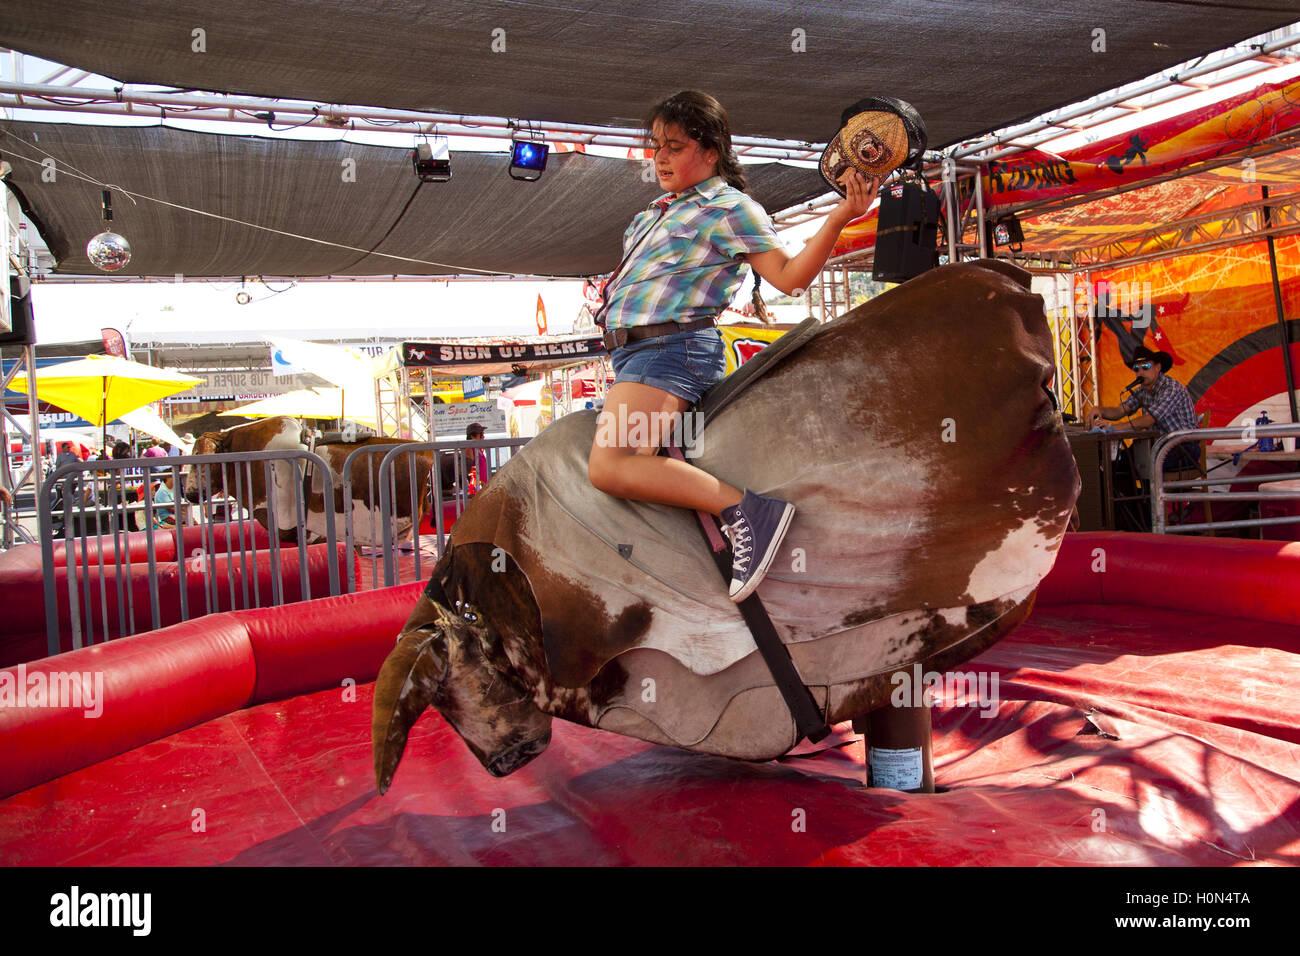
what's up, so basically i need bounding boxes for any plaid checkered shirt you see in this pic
[598,176,783,331]
[1121,374,1198,434]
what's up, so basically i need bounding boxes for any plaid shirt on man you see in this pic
[598,176,783,331]
[1122,374,1198,434]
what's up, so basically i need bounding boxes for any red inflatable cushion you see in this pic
[0,615,257,798]
[245,582,422,704]
[0,521,271,571]
[1038,533,1300,629]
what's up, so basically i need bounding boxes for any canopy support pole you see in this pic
[1262,186,1299,426]
[27,346,40,508]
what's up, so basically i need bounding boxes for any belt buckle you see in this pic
[603,329,628,350]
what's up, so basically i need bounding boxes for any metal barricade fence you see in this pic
[341,442,414,592]
[38,450,340,657]
[364,437,529,588]
[1152,423,1300,534]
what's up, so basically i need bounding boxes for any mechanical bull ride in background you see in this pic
[373,261,1081,786]
[183,417,436,548]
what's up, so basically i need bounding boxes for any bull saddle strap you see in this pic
[663,443,832,744]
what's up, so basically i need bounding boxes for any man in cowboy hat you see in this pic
[1088,345,1200,471]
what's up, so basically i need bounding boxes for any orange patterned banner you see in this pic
[982,77,1300,208]
[1091,237,1300,432]
[832,77,1300,260]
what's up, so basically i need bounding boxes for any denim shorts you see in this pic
[609,327,727,404]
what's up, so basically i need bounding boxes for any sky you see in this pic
[29,276,594,346]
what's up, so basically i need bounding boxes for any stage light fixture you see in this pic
[412,140,452,183]
[990,214,1024,251]
[508,139,549,182]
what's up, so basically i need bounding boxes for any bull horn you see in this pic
[371,602,451,794]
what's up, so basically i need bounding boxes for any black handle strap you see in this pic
[664,444,831,743]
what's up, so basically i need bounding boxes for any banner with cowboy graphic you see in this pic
[1089,233,1300,436]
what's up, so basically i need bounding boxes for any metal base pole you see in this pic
[855,699,935,793]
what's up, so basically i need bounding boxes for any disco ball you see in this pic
[86,231,132,272]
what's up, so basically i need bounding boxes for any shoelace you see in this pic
[722,518,753,574]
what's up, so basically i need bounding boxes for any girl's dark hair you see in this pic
[644,90,772,323]
[644,90,747,192]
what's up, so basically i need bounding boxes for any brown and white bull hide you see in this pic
[309,438,435,548]
[373,260,1082,787]
[184,418,433,548]
[184,416,306,538]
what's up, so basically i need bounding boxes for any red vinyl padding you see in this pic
[0,521,271,571]
[1039,532,1300,626]
[1095,533,1300,626]
[0,543,348,667]
[3,599,1296,865]
[0,615,257,799]
[244,582,422,704]
[1034,534,1109,606]
[0,580,418,798]
[417,501,462,535]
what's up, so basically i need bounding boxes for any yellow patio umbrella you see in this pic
[8,354,203,448]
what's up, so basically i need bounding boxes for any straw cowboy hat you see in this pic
[819,96,928,196]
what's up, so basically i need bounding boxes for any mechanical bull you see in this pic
[183,417,436,548]
[372,261,1081,786]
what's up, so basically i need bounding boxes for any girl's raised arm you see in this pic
[746,172,878,295]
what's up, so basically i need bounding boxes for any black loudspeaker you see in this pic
[872,181,939,283]
[0,275,35,346]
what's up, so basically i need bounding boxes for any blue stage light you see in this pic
[509,141,550,181]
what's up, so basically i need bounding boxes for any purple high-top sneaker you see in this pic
[720,489,796,603]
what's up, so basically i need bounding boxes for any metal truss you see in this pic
[373,365,433,441]
[1074,290,1101,416]
[813,266,852,322]
[1067,189,1300,270]
[0,51,819,163]
[950,28,1300,166]
[1059,272,1099,417]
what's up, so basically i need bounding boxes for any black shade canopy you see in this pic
[2,1,1295,146]
[0,122,823,277]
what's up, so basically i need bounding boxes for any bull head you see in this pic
[373,584,552,791]
[182,432,224,504]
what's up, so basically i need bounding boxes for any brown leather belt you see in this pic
[602,317,716,351]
